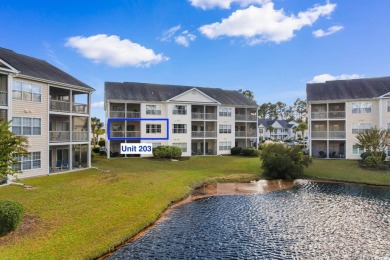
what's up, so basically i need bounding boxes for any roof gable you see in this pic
[0,58,19,73]
[168,88,220,104]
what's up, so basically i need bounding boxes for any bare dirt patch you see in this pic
[0,214,43,245]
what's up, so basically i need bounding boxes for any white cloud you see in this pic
[313,25,344,38]
[65,34,168,68]
[199,2,336,44]
[161,26,197,47]
[189,0,269,10]
[91,101,104,108]
[309,73,363,83]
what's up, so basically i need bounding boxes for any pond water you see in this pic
[110,181,390,259]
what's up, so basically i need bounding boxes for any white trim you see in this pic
[167,88,221,104]
[0,58,20,74]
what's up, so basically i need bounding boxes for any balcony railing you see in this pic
[247,131,257,137]
[72,131,88,142]
[205,113,217,120]
[110,111,125,118]
[329,131,346,139]
[191,113,217,120]
[205,131,217,138]
[311,112,327,119]
[50,100,71,112]
[110,131,141,138]
[0,91,7,105]
[247,115,257,121]
[192,131,204,138]
[127,112,140,118]
[311,131,327,139]
[328,111,345,119]
[173,109,187,115]
[192,112,204,119]
[235,131,247,137]
[50,131,70,142]
[73,103,88,114]
[235,114,247,121]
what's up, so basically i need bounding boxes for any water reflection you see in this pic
[110,181,390,259]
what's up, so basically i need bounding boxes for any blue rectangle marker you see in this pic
[107,118,170,141]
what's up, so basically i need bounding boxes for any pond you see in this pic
[109,181,390,259]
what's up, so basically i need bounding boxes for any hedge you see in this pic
[0,200,23,236]
[153,146,182,159]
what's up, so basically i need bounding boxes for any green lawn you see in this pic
[0,156,389,259]
[0,156,260,259]
[304,159,390,186]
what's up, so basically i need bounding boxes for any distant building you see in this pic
[0,47,94,178]
[307,76,390,159]
[258,119,296,141]
[104,82,258,157]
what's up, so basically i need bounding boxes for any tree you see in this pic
[91,117,104,148]
[260,143,312,180]
[293,98,307,121]
[238,89,255,101]
[294,121,308,139]
[266,125,275,140]
[356,126,390,166]
[0,120,29,179]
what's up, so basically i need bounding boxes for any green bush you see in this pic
[92,147,100,153]
[260,143,312,180]
[0,200,23,236]
[231,147,242,155]
[152,146,182,159]
[241,148,259,156]
[0,176,6,185]
[98,139,106,148]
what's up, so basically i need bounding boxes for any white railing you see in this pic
[329,131,346,139]
[110,111,125,118]
[247,115,257,121]
[72,132,88,142]
[235,114,247,121]
[235,131,247,137]
[111,131,125,138]
[73,103,88,114]
[50,131,70,142]
[311,112,327,119]
[328,111,345,119]
[0,91,7,105]
[205,131,217,138]
[205,113,217,120]
[173,109,187,115]
[311,131,327,139]
[50,100,70,112]
[127,112,140,118]
[192,131,204,138]
[192,113,204,119]
[126,131,141,137]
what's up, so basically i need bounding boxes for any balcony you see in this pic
[126,131,141,138]
[235,114,247,121]
[311,112,327,119]
[328,111,345,119]
[50,100,70,112]
[110,111,126,118]
[0,91,7,106]
[192,131,204,138]
[191,113,217,120]
[50,131,70,142]
[73,103,88,114]
[110,131,141,138]
[127,112,140,118]
[72,132,88,142]
[329,131,346,139]
[205,113,217,120]
[192,113,204,120]
[235,131,247,137]
[191,131,217,138]
[311,131,327,139]
[205,131,217,138]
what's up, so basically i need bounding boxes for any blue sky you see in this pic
[1,0,390,120]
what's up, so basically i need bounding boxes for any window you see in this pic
[219,107,232,117]
[12,80,41,102]
[219,124,232,133]
[12,117,41,135]
[352,144,365,155]
[219,141,231,151]
[173,105,187,115]
[172,143,187,152]
[173,124,187,134]
[146,105,161,115]
[146,124,161,134]
[352,102,372,114]
[14,152,41,171]
[352,123,371,134]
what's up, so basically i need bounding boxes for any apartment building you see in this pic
[258,119,296,141]
[307,76,390,159]
[104,82,258,157]
[0,48,94,178]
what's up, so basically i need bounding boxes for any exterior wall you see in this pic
[218,106,235,155]
[167,103,192,157]
[345,99,379,159]
[12,77,49,178]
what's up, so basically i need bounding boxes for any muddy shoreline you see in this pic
[98,179,295,259]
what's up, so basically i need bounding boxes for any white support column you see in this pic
[87,92,92,166]
[379,98,383,129]
[106,101,111,159]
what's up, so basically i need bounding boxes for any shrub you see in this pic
[92,147,100,153]
[241,148,259,156]
[260,143,312,180]
[0,200,23,236]
[231,147,242,155]
[98,138,106,148]
[0,176,6,185]
[153,146,182,159]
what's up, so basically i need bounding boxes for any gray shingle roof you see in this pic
[307,76,390,102]
[105,82,258,107]
[0,47,93,90]
[258,118,291,128]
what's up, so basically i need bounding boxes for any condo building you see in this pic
[0,48,94,178]
[104,82,258,157]
[307,77,390,159]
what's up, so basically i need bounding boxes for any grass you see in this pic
[0,156,260,259]
[304,159,390,186]
[0,156,389,259]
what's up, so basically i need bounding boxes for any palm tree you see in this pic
[266,125,275,140]
[91,117,103,147]
[295,121,308,139]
